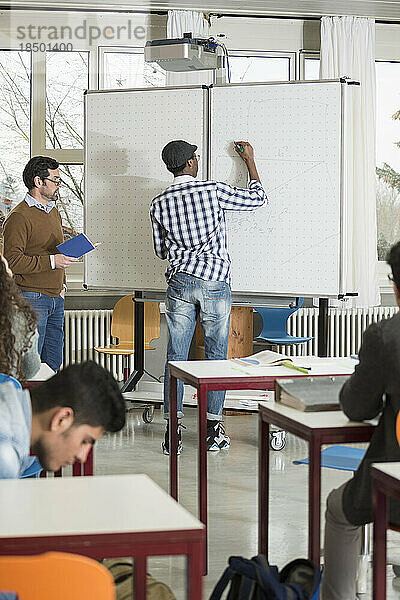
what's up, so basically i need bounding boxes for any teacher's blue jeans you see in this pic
[21,291,64,372]
[164,272,231,421]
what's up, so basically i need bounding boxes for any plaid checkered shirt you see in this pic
[150,175,266,284]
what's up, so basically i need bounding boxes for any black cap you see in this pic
[161,140,198,170]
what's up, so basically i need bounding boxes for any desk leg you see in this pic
[84,447,94,476]
[373,482,387,600]
[199,383,208,573]
[134,555,147,600]
[258,417,269,557]
[170,374,178,501]
[188,541,204,600]
[309,438,321,566]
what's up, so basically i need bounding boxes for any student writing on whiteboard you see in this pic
[150,139,266,454]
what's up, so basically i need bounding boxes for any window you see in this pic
[99,47,166,89]
[0,51,31,214]
[303,57,320,80]
[46,51,89,150]
[228,52,294,83]
[58,164,84,234]
[376,61,400,260]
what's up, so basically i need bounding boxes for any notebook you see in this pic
[275,375,350,412]
[231,350,294,367]
[56,233,99,258]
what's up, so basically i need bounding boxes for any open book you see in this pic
[275,376,350,412]
[231,350,294,367]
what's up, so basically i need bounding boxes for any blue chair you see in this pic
[294,445,371,593]
[254,297,313,348]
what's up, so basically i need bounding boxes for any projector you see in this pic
[145,35,219,72]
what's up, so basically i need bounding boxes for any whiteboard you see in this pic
[84,81,346,297]
[84,86,206,291]
[210,82,343,297]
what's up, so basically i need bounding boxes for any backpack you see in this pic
[209,554,321,600]
[103,558,176,600]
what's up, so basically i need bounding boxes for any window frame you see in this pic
[298,50,320,80]
[226,49,296,82]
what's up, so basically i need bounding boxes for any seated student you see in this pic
[0,255,40,382]
[321,240,400,600]
[0,360,125,478]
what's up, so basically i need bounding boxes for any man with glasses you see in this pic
[150,139,266,454]
[4,156,78,372]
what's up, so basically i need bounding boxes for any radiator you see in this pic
[281,306,398,358]
[64,306,398,378]
[63,309,132,380]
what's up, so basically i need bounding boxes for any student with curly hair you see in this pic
[0,255,40,382]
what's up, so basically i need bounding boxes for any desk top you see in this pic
[258,399,375,430]
[169,356,356,383]
[0,474,204,538]
[371,462,400,481]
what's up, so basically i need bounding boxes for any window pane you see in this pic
[229,56,290,83]
[58,164,84,234]
[304,58,320,80]
[376,61,400,260]
[0,50,30,222]
[46,52,89,149]
[103,52,166,89]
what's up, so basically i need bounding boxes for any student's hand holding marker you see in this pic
[234,141,254,163]
[234,141,261,183]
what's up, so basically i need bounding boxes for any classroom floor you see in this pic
[94,406,400,599]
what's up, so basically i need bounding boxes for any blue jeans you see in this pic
[21,291,64,372]
[164,272,231,421]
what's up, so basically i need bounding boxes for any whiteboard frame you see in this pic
[83,79,349,298]
[83,84,209,294]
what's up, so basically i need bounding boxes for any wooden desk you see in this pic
[371,462,400,600]
[168,356,357,564]
[0,474,205,600]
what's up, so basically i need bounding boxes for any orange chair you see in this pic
[95,295,160,382]
[0,552,115,599]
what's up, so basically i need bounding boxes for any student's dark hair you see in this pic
[387,241,400,290]
[23,156,59,190]
[30,361,126,433]
[0,257,37,380]
[167,163,187,175]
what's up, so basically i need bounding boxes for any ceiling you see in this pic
[5,0,400,20]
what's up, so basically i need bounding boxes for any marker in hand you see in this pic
[234,141,244,153]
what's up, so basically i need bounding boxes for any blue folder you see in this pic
[56,233,97,258]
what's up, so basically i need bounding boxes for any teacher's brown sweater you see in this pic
[4,200,65,297]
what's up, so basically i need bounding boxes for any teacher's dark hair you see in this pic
[23,156,59,190]
[387,241,400,291]
[30,361,126,433]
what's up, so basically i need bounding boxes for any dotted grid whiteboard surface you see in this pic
[210,81,344,297]
[84,86,206,291]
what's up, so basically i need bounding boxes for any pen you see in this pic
[282,361,310,374]
[234,141,244,152]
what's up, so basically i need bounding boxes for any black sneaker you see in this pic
[162,422,185,455]
[206,420,230,451]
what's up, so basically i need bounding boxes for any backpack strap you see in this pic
[209,565,236,600]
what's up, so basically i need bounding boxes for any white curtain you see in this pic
[320,16,379,307]
[166,10,212,87]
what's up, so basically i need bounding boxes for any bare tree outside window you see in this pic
[0,51,30,224]
[376,62,400,260]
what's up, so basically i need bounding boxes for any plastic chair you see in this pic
[0,552,115,599]
[294,445,371,594]
[95,295,160,382]
[254,297,313,348]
